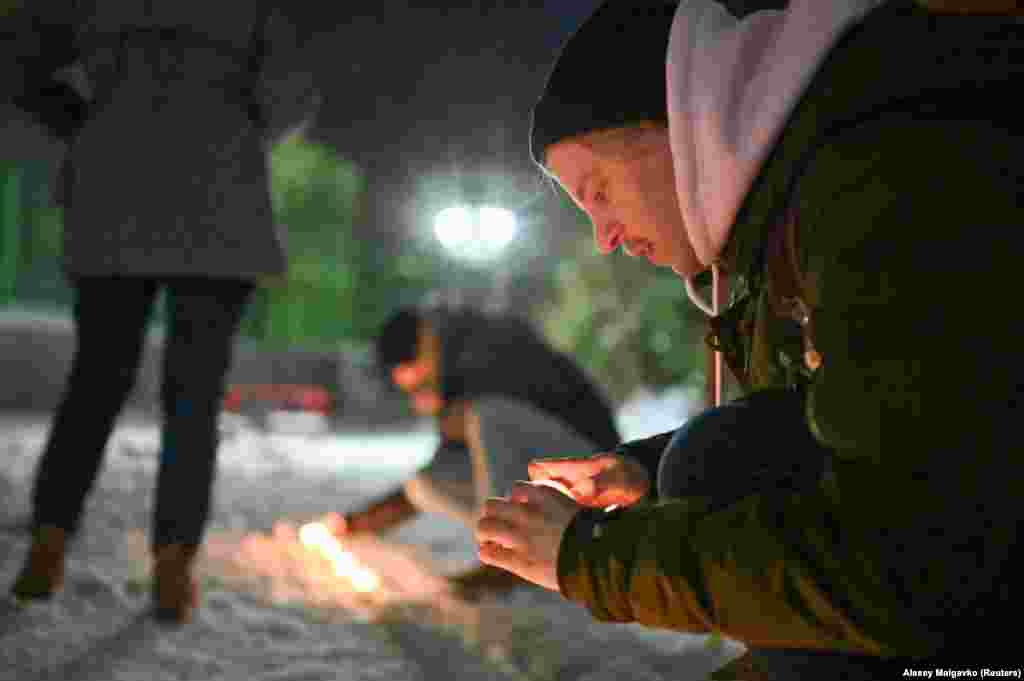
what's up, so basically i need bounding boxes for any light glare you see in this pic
[432,204,518,262]
[479,206,517,252]
[433,206,475,253]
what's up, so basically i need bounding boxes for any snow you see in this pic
[0,395,743,681]
[616,385,700,442]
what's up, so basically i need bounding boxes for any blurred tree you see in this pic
[0,159,72,312]
[0,163,20,306]
[255,134,445,350]
[14,162,68,308]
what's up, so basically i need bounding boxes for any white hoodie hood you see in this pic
[666,0,883,270]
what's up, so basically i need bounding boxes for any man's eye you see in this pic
[578,176,595,206]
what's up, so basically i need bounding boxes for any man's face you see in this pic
[544,126,703,280]
[390,323,444,416]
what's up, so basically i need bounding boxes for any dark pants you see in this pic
[30,275,253,550]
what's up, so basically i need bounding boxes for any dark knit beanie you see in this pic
[529,0,790,168]
[529,1,680,168]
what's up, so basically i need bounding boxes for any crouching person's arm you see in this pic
[330,487,419,537]
[329,440,476,537]
[477,472,950,659]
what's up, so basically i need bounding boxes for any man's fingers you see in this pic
[476,515,530,552]
[478,541,530,577]
[528,455,612,483]
[477,485,574,595]
[531,468,622,506]
[569,477,598,501]
[508,480,568,505]
[526,458,629,506]
[481,496,534,524]
[589,467,633,503]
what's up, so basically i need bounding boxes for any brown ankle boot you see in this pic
[11,525,68,601]
[151,543,199,625]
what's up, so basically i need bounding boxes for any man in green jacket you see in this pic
[476,0,1022,673]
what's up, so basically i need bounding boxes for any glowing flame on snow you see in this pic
[299,522,380,593]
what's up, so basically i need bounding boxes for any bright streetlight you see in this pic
[433,204,518,264]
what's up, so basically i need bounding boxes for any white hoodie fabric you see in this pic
[666,0,884,272]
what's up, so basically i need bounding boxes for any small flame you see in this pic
[299,522,380,592]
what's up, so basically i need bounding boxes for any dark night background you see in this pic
[1,0,709,413]
[297,1,602,288]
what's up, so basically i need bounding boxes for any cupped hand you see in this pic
[475,481,581,593]
[528,452,650,508]
[322,512,351,538]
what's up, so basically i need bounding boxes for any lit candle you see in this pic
[299,522,380,592]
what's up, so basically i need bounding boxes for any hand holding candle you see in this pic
[475,481,580,593]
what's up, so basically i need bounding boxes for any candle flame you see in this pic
[299,522,380,592]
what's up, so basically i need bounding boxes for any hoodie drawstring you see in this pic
[686,265,728,407]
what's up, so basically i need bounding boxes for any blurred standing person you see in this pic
[3,0,319,624]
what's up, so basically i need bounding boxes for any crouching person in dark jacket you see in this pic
[325,304,622,598]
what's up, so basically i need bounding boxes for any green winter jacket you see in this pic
[558,2,1022,659]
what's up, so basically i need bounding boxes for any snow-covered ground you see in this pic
[0,392,743,681]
